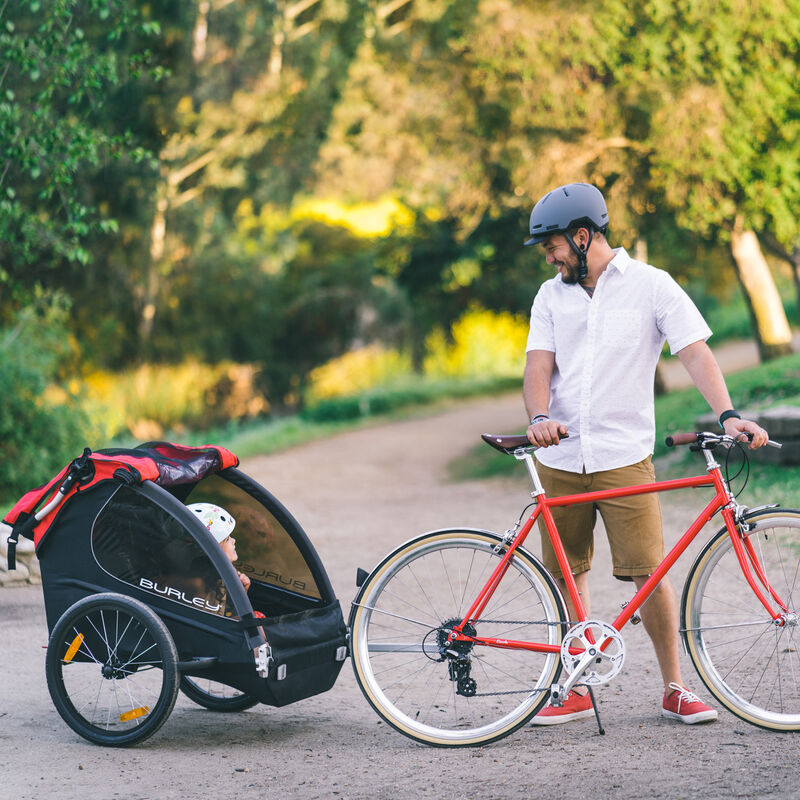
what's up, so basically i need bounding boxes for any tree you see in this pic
[0,0,162,307]
[593,0,799,359]
[131,0,368,355]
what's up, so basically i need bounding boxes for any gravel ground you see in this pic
[2,393,798,800]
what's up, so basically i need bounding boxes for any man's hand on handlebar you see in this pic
[722,417,769,449]
[526,418,568,448]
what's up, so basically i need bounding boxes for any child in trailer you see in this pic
[188,502,267,648]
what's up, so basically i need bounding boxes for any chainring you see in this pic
[560,620,625,685]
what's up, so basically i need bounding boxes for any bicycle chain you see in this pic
[460,619,570,627]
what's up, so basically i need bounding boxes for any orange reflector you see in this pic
[63,634,84,663]
[119,706,150,722]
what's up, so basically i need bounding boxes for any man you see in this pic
[522,182,768,725]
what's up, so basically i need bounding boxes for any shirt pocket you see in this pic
[601,310,642,349]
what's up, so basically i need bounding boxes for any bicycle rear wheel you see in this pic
[349,529,567,746]
[682,508,800,730]
[46,593,179,746]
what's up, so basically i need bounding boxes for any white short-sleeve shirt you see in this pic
[527,247,712,473]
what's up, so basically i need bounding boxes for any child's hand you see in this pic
[237,570,251,591]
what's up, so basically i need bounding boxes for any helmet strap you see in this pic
[566,228,594,282]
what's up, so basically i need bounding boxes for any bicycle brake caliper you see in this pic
[493,526,519,555]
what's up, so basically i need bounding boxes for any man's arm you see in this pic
[677,341,768,448]
[524,349,567,447]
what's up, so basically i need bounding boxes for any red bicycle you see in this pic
[349,430,798,746]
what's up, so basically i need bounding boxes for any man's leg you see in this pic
[631,575,681,688]
[596,457,717,723]
[531,463,596,725]
[558,570,590,620]
[558,571,591,698]
[632,574,718,723]
[529,570,593,725]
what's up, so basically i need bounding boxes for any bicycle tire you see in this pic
[349,528,567,746]
[681,508,800,731]
[179,676,259,712]
[46,593,179,746]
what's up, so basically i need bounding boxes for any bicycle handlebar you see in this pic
[664,433,699,447]
[665,432,782,449]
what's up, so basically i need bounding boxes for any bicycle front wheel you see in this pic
[682,508,800,731]
[349,529,567,747]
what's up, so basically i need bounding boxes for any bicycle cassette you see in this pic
[560,620,625,685]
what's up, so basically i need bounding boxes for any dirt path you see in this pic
[2,394,797,800]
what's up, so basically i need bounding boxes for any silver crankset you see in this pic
[560,620,625,686]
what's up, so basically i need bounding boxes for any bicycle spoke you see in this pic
[684,512,800,730]
[351,531,565,745]
[47,597,178,744]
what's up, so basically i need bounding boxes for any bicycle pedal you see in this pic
[549,684,566,707]
[621,601,641,625]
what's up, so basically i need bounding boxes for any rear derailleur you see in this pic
[433,618,477,697]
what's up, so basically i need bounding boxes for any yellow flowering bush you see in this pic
[57,361,269,442]
[306,344,413,402]
[423,307,528,378]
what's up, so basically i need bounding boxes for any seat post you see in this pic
[515,449,546,497]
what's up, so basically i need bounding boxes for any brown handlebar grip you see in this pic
[665,432,699,447]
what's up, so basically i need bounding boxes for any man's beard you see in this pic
[557,256,581,284]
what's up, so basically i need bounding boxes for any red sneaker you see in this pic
[662,683,718,724]
[529,690,594,726]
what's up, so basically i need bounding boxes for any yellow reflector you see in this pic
[119,706,150,722]
[63,634,84,663]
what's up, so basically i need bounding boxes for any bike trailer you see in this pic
[3,442,348,744]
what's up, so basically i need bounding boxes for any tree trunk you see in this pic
[760,231,800,328]
[138,190,169,352]
[192,1,210,63]
[729,226,793,361]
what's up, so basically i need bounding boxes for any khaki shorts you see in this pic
[536,457,664,581]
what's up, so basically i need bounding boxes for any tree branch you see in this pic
[377,0,413,21]
[286,0,321,21]
[166,132,237,187]
[760,229,799,266]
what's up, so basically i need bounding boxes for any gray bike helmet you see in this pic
[524,182,609,280]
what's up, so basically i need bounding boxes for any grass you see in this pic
[701,292,798,344]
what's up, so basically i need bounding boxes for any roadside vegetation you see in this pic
[4,2,800,511]
[2,346,798,519]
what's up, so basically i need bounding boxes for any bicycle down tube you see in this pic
[450,450,789,656]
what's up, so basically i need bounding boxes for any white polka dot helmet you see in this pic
[188,502,236,543]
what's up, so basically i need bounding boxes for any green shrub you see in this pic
[0,306,90,503]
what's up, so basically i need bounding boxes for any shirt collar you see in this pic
[552,246,632,287]
[606,247,631,275]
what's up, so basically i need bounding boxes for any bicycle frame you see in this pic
[451,445,789,659]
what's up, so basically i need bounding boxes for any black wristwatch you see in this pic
[718,409,742,428]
